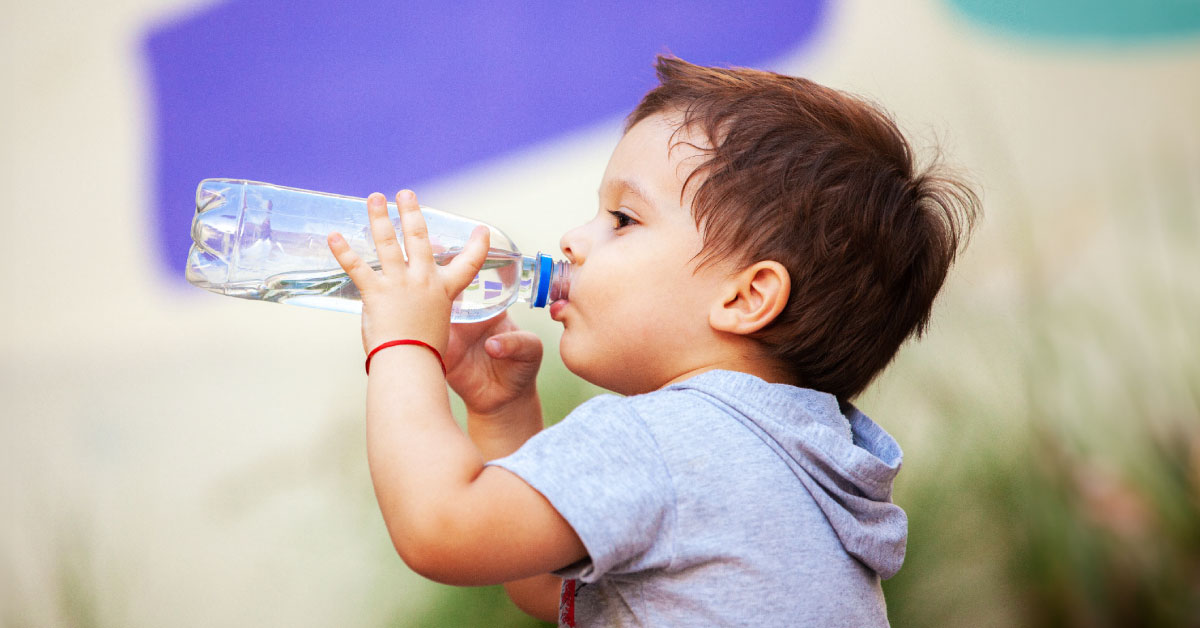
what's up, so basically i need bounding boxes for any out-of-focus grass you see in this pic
[880,140,1200,626]
[395,584,552,628]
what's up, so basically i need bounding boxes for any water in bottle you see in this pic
[185,179,571,322]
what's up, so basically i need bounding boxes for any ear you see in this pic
[709,261,791,336]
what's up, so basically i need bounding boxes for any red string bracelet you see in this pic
[365,339,447,376]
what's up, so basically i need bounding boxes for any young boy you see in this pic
[327,56,977,626]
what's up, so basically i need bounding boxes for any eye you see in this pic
[608,209,636,230]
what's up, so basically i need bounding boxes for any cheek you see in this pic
[562,245,709,349]
[581,255,704,326]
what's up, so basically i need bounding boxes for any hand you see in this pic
[327,190,490,356]
[444,312,543,416]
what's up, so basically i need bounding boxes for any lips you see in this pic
[549,299,569,321]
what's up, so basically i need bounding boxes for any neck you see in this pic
[659,344,798,391]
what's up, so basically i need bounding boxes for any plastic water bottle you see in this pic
[185,179,571,322]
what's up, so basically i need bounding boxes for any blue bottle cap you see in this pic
[534,253,552,308]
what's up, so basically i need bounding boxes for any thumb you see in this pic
[484,331,543,364]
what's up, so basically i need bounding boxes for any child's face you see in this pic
[553,113,735,395]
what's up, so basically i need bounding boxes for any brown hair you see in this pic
[628,56,979,399]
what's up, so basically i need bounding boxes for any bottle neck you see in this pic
[519,253,572,309]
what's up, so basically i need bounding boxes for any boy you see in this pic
[327,56,977,626]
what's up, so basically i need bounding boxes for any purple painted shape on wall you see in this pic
[144,1,828,275]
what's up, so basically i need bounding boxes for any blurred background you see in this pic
[2,0,1198,626]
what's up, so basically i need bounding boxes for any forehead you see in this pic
[600,113,710,211]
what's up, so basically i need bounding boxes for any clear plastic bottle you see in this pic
[185,179,571,322]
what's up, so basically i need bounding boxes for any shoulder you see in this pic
[557,393,650,435]
[520,393,669,466]
[561,389,711,431]
[549,378,770,470]
[610,385,726,419]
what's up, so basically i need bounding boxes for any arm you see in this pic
[442,292,568,620]
[464,375,563,622]
[403,271,568,617]
[364,351,584,585]
[466,392,564,623]
[328,190,586,592]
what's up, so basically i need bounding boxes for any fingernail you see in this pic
[399,189,415,202]
[486,338,502,355]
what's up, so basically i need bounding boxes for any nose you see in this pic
[559,223,588,265]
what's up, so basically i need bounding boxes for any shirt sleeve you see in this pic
[486,394,676,582]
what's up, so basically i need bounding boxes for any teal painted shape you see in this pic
[949,0,1200,43]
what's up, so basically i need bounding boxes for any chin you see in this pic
[558,336,595,383]
[559,337,641,396]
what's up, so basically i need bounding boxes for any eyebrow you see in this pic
[599,178,656,211]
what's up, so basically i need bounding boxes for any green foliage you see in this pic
[881,145,1200,626]
[393,585,552,628]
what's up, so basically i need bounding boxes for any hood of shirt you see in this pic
[665,369,908,579]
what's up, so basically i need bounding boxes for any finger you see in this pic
[484,330,543,363]
[395,189,433,273]
[446,311,511,360]
[366,193,405,272]
[444,226,491,297]
[328,232,376,288]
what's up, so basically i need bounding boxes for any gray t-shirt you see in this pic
[489,369,907,627]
